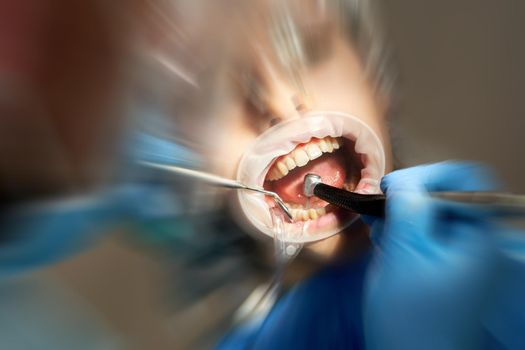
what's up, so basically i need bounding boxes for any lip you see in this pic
[236,110,385,243]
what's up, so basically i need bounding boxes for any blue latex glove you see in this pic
[216,254,370,350]
[218,162,525,350]
[0,194,123,278]
[364,162,507,350]
[0,182,186,278]
[0,133,195,278]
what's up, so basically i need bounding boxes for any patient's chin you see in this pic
[304,219,371,261]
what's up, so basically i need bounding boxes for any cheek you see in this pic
[210,114,260,180]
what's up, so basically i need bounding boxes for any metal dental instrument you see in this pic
[139,161,294,221]
[303,173,525,218]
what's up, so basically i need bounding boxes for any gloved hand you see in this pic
[0,132,195,278]
[216,253,370,350]
[364,162,505,350]
[0,182,186,278]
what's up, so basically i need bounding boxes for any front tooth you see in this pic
[276,161,289,177]
[293,149,309,167]
[306,143,322,160]
[308,209,318,220]
[318,139,329,152]
[284,157,297,171]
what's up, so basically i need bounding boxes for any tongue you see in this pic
[267,152,346,207]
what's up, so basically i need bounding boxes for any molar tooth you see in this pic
[332,137,340,149]
[326,140,334,152]
[316,207,326,216]
[284,157,297,171]
[306,143,322,160]
[293,149,309,167]
[343,183,355,191]
[269,168,281,181]
[308,208,318,220]
[276,161,289,177]
[301,210,310,221]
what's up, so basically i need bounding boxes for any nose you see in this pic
[252,57,310,125]
[264,82,307,123]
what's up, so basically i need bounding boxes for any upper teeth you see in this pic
[266,136,341,181]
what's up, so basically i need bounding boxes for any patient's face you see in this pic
[212,34,393,181]
[211,17,391,251]
[160,0,392,255]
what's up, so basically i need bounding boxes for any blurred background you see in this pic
[0,0,524,349]
[383,0,525,194]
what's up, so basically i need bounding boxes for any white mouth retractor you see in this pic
[235,110,386,243]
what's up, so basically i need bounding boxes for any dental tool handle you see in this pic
[139,161,245,189]
[313,183,386,217]
[432,192,525,217]
[140,161,294,220]
[313,183,525,218]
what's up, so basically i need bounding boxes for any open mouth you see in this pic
[235,111,385,243]
[263,136,363,222]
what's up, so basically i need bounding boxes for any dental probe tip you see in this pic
[246,188,294,222]
[303,173,321,197]
[274,196,294,222]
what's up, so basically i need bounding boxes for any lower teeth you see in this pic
[288,205,328,221]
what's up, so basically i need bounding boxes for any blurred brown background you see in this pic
[36,1,525,349]
[383,0,525,193]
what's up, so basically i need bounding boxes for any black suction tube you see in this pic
[313,183,386,217]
